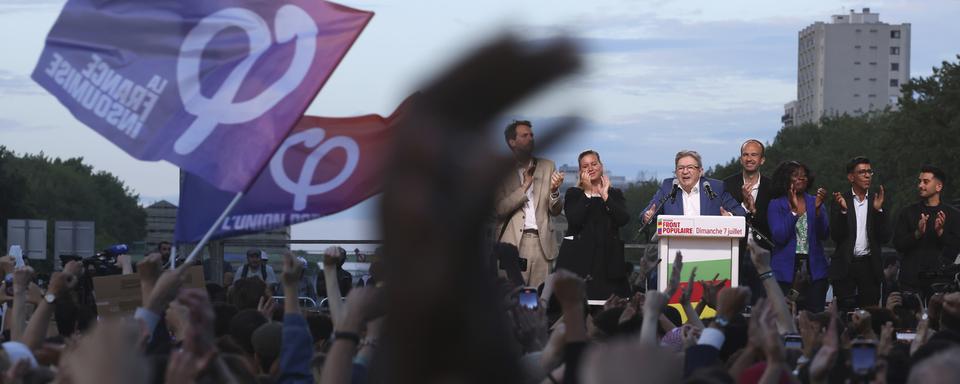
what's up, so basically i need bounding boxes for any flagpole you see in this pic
[178,191,245,267]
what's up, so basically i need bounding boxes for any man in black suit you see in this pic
[893,165,960,299]
[830,157,891,311]
[723,139,773,300]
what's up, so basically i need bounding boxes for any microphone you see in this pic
[636,179,680,237]
[704,180,718,200]
[669,179,680,203]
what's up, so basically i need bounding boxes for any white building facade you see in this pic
[790,8,910,126]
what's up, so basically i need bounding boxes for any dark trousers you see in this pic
[779,279,829,313]
[833,257,882,311]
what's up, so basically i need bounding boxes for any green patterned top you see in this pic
[795,213,809,254]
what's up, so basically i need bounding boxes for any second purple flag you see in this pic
[31,0,373,192]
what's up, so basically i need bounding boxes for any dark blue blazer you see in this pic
[767,193,830,283]
[644,177,747,218]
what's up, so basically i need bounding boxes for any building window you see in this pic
[869,45,877,50]
[869,62,877,66]
[890,46,900,55]
[854,94,860,97]
[854,77,861,81]
[868,94,876,98]
[869,78,877,82]
[856,28,862,33]
[891,30,901,39]
[891,62,899,71]
[870,29,878,33]
[854,61,861,65]
[855,45,862,49]
[890,79,900,87]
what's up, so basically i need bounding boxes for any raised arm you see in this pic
[642,251,681,347]
[552,269,587,384]
[10,267,34,342]
[548,164,564,216]
[323,246,347,325]
[640,292,667,346]
[320,286,384,384]
[23,261,81,350]
[277,252,314,384]
[642,183,667,225]
[747,237,796,334]
[767,198,797,246]
[679,267,704,329]
[137,253,163,305]
[115,254,134,275]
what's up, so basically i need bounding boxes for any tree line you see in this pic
[0,147,146,252]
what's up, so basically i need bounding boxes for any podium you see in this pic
[655,215,746,298]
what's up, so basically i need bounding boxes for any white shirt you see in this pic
[517,164,538,231]
[681,184,701,216]
[698,327,725,350]
[852,189,870,256]
[741,175,760,212]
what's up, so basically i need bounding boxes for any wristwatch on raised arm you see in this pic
[713,315,730,329]
[44,293,56,304]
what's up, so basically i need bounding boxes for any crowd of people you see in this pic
[3,238,960,383]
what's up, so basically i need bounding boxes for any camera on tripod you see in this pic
[59,244,128,277]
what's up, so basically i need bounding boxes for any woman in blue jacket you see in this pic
[767,161,830,312]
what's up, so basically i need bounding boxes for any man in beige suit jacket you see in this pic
[495,120,563,289]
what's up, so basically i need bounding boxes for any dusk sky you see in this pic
[2,0,959,249]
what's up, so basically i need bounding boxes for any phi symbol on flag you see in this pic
[270,128,360,211]
[174,5,319,155]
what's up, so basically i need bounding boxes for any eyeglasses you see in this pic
[856,169,875,176]
[676,165,700,172]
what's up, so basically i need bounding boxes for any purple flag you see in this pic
[32,0,372,192]
[175,99,410,242]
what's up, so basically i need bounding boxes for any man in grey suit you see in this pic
[495,120,564,289]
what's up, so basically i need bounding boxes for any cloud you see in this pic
[0,116,56,133]
[506,15,801,128]
[0,0,62,15]
[512,104,781,181]
[0,117,27,131]
[0,70,42,97]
